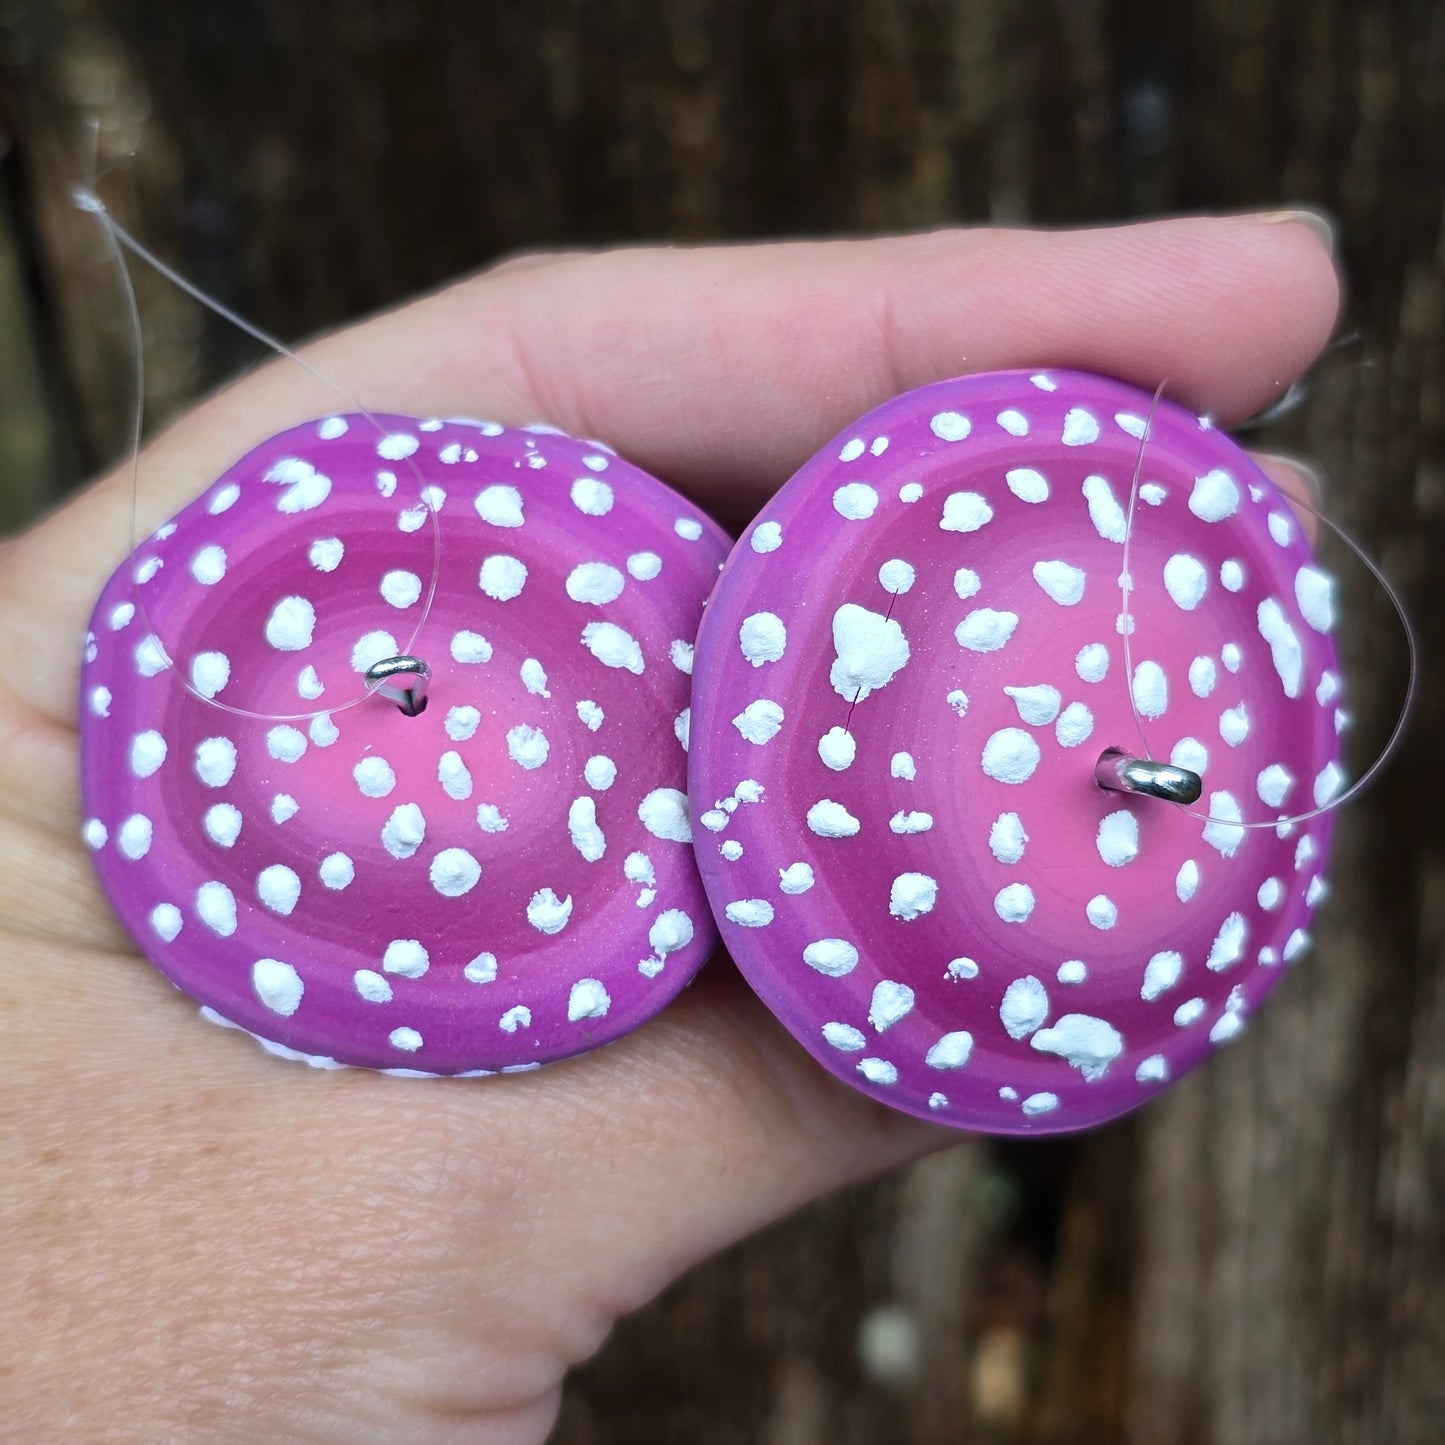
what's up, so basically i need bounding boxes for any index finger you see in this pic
[0,215,1338,725]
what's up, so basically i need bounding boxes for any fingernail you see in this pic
[1256,207,1337,258]
[1254,449,1325,509]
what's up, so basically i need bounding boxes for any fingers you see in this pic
[0,215,1337,728]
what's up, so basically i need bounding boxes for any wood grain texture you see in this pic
[2,1,1441,1440]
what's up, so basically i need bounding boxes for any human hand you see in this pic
[0,216,1337,1442]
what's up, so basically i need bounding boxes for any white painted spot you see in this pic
[1000,976,1049,1039]
[1006,467,1050,503]
[675,517,704,541]
[1142,951,1183,1001]
[720,839,743,860]
[1268,511,1293,546]
[208,483,240,513]
[989,812,1028,863]
[780,862,815,894]
[804,938,859,976]
[1220,703,1250,747]
[930,410,971,441]
[947,689,969,717]
[380,569,423,608]
[479,554,528,600]
[431,847,482,897]
[1257,876,1284,910]
[1030,373,1057,391]
[253,959,303,1016]
[809,800,861,837]
[389,1026,423,1053]
[997,409,1029,436]
[1087,895,1118,930]
[194,736,237,788]
[1136,1054,1170,1084]
[1075,643,1109,683]
[516,657,550,698]
[1284,928,1311,962]
[1114,412,1147,439]
[1202,790,1245,858]
[351,629,400,673]
[506,724,549,770]
[1140,483,1167,505]
[130,729,167,778]
[1096,810,1140,867]
[734,698,784,744]
[890,872,938,920]
[954,567,982,600]
[133,556,162,584]
[878,558,915,594]
[994,883,1035,923]
[834,482,880,519]
[308,713,338,748]
[891,751,917,780]
[1033,559,1086,607]
[381,802,427,860]
[354,756,397,798]
[150,903,182,942]
[1189,468,1240,522]
[571,477,614,515]
[134,634,167,677]
[271,794,299,823]
[565,978,610,1023]
[823,1022,866,1052]
[739,611,787,666]
[1295,566,1335,632]
[1056,702,1095,747]
[204,803,243,848]
[190,545,227,586]
[89,685,112,717]
[196,881,237,936]
[858,1058,898,1086]
[566,561,626,606]
[1057,960,1087,985]
[266,725,306,764]
[1314,761,1345,807]
[982,728,1040,784]
[890,810,934,835]
[1005,683,1060,725]
[726,898,775,928]
[1082,474,1127,542]
[940,492,993,532]
[354,969,392,1003]
[648,909,694,960]
[319,853,355,890]
[1207,911,1248,970]
[257,864,302,916]
[582,620,645,674]
[1022,1093,1059,1117]
[956,608,1018,652]
[464,953,498,984]
[1222,642,1243,673]
[1131,660,1168,719]
[838,437,866,462]
[474,484,524,527]
[1031,1013,1123,1081]
[451,630,492,664]
[830,603,910,701]
[576,700,604,732]
[527,888,574,935]
[868,980,915,1032]
[117,814,153,860]
[1062,408,1100,446]
[265,595,316,651]
[567,797,606,863]
[948,958,980,980]
[1171,737,1208,775]
[190,651,230,700]
[818,726,857,771]
[638,787,692,843]
[750,521,782,553]
[1163,554,1208,611]
[1174,997,1206,1027]
[1257,764,1293,808]
[1189,655,1218,698]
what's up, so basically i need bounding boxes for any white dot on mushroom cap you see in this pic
[130,730,167,778]
[353,756,396,798]
[720,839,743,861]
[837,436,865,461]
[823,1022,866,1052]
[891,751,917,780]
[208,483,240,513]
[379,570,422,608]
[450,630,492,664]
[1074,643,1109,684]
[878,558,915,594]
[1163,554,1208,611]
[1220,704,1250,747]
[318,853,355,890]
[265,596,316,652]
[997,408,1029,436]
[1141,950,1183,1001]
[1221,642,1243,673]
[1220,559,1246,592]
[1295,566,1335,632]
[1021,1093,1059,1117]
[1175,859,1200,902]
[430,847,482,897]
[949,568,982,603]
[889,810,933,834]
[195,736,237,788]
[571,477,614,515]
[1000,976,1049,1039]
[109,601,135,631]
[1207,913,1248,970]
[930,410,971,441]
[266,725,307,764]
[817,726,857,771]
[1006,467,1050,503]
[479,555,528,600]
[1031,1014,1123,1081]
[780,862,815,894]
[271,794,299,823]
[134,634,167,677]
[994,883,1035,923]
[506,724,549,771]
[1189,656,1218,697]
[462,952,498,984]
[474,484,524,527]
[668,640,695,676]
[190,652,230,700]
[675,517,704,540]
[956,609,1019,652]
[196,881,237,936]
[582,621,645,674]
[252,958,303,1016]
[519,657,550,697]
[1267,511,1294,547]
[1257,877,1284,910]
[1005,684,1060,725]
[750,520,783,552]
[1055,702,1094,748]
[638,787,692,844]
[940,492,993,532]
[1170,737,1208,776]
[190,545,227,585]
[257,864,302,916]
[1131,661,1168,719]
[381,802,427,860]
[1057,960,1087,985]
[1189,468,1240,522]
[1114,412,1148,439]
[1202,791,1245,858]
[868,980,915,1032]
[567,796,606,862]
[1033,560,1086,607]
[133,556,162,584]
[1096,810,1140,867]
[989,812,1027,863]
[857,1058,898,1086]
[566,978,611,1023]
[830,602,911,703]
[725,898,775,928]
[1086,895,1118,930]
[1258,599,1304,698]
[89,686,112,717]
[1062,408,1100,446]
[807,800,860,837]
[117,813,153,861]
[527,887,574,934]
[353,969,392,1003]
[947,690,970,717]
[351,630,400,673]
[381,939,430,978]
[890,872,938,920]
[1082,475,1127,542]
[739,611,787,666]
[982,728,1040,784]
[1314,762,1345,807]
[804,939,859,976]
[438,751,473,801]
[948,958,980,980]
[733,698,784,745]
[204,803,242,848]
[566,562,625,605]
[1257,764,1293,808]
[308,713,339,748]
[149,903,182,942]
[82,819,107,850]
[834,482,879,519]
[626,550,662,581]
[389,1027,423,1052]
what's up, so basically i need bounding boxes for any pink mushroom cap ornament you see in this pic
[79,414,727,1074]
[688,369,1344,1135]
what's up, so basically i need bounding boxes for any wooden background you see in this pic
[1,2,1441,1440]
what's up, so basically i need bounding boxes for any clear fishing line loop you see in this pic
[1114,382,1417,832]
[72,136,442,724]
